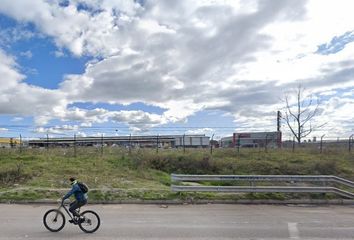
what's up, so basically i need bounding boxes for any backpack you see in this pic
[78,182,89,193]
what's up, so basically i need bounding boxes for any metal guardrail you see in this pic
[171,174,354,199]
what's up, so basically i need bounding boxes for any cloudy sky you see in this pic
[0,0,353,140]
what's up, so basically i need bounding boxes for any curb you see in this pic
[1,199,354,205]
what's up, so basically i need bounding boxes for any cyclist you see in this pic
[62,177,88,224]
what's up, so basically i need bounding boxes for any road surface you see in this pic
[1,204,354,239]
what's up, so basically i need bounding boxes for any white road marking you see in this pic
[288,222,299,239]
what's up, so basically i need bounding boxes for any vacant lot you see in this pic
[0,147,353,201]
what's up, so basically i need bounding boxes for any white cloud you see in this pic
[61,107,168,131]
[54,50,65,58]
[11,117,23,122]
[0,25,36,47]
[34,127,61,135]
[0,49,67,125]
[76,131,87,137]
[0,0,353,137]
[89,132,106,137]
[55,0,307,126]
[319,90,337,96]
[19,50,32,59]
[80,122,92,128]
[186,128,214,135]
[34,125,79,135]
[342,89,354,97]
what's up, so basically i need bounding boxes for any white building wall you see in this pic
[174,135,210,147]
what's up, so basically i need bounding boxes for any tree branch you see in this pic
[282,84,322,143]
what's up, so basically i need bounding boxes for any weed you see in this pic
[0,147,353,201]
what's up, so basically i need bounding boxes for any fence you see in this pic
[282,136,354,153]
[1,134,354,156]
[171,174,354,199]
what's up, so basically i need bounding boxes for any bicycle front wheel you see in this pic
[78,210,100,233]
[43,209,65,232]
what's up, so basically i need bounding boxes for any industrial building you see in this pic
[220,132,282,148]
[0,138,20,148]
[28,134,210,148]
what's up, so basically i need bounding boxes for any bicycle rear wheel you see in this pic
[78,210,100,233]
[43,209,65,232]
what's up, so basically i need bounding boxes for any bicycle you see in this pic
[43,200,100,233]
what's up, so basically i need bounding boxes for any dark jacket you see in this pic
[63,182,87,202]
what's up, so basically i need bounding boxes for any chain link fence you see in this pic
[0,133,354,156]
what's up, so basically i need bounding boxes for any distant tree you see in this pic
[283,84,325,143]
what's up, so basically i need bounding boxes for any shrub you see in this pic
[310,159,338,175]
[0,162,30,186]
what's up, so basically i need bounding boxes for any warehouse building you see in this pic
[220,131,282,148]
[28,134,210,148]
[0,138,20,148]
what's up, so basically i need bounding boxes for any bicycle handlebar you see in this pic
[60,199,68,207]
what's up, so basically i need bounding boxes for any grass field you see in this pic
[0,146,354,201]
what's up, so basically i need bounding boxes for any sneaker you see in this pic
[69,219,78,225]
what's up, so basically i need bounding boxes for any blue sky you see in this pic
[0,0,353,140]
[0,14,89,89]
[316,31,354,55]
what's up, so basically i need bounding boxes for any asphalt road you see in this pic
[1,204,354,239]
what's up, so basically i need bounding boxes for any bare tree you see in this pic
[283,84,324,143]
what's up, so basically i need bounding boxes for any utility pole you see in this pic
[277,111,282,132]
[277,111,282,148]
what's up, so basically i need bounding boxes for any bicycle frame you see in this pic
[56,201,79,221]
[44,200,100,233]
